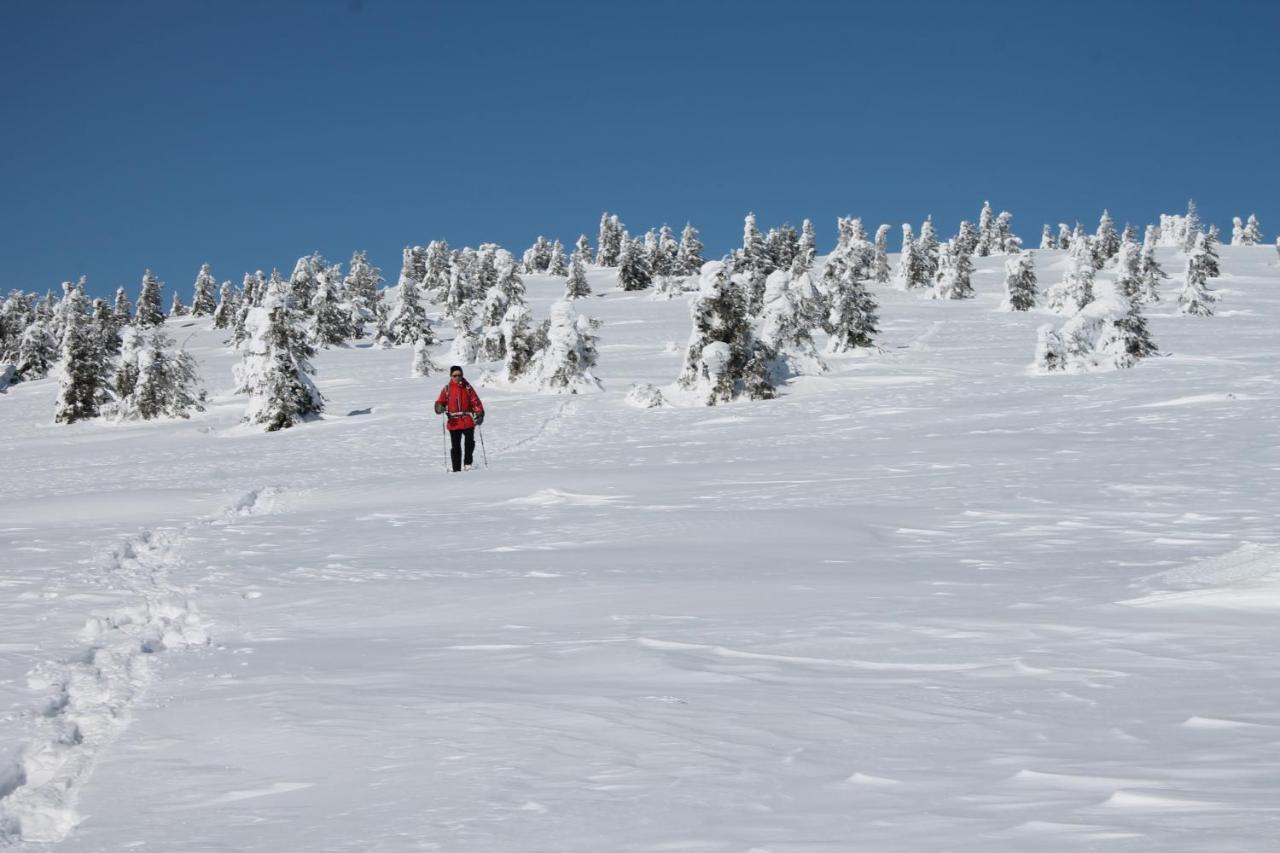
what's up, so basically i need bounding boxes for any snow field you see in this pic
[1,247,1279,851]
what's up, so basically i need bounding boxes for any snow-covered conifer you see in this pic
[995,211,1019,253]
[931,240,975,300]
[548,239,568,276]
[759,269,826,373]
[392,276,432,346]
[480,250,524,360]
[893,224,922,289]
[343,250,383,334]
[534,299,602,392]
[1231,216,1245,246]
[1242,214,1263,245]
[824,243,880,350]
[54,286,110,423]
[1204,224,1222,277]
[797,219,817,270]
[872,224,891,284]
[1041,224,1056,250]
[1178,233,1216,316]
[116,328,204,420]
[917,217,940,282]
[677,261,777,405]
[191,264,217,317]
[1093,210,1120,267]
[112,287,133,326]
[447,297,480,364]
[212,281,238,330]
[574,233,592,267]
[498,301,537,379]
[169,291,188,318]
[618,236,653,291]
[91,298,121,356]
[1183,200,1202,251]
[372,296,394,350]
[596,213,623,266]
[1046,236,1096,314]
[976,201,996,256]
[16,317,57,380]
[311,266,355,347]
[765,224,800,272]
[1114,232,1143,303]
[412,336,438,378]
[565,250,592,299]
[135,270,166,328]
[288,255,321,310]
[1057,223,1072,249]
[235,280,324,431]
[1000,251,1038,311]
[1138,224,1167,302]
[676,223,705,276]
[739,212,769,274]
[955,220,980,257]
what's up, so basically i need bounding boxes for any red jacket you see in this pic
[436,380,484,431]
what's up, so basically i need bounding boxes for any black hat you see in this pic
[449,365,463,375]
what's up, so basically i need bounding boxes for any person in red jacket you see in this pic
[434,365,485,472]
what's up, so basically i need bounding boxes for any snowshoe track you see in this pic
[0,487,282,846]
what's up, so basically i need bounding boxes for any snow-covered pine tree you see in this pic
[119,328,204,420]
[1114,231,1143,303]
[481,250,524,359]
[15,317,57,380]
[447,297,480,364]
[1183,199,1202,251]
[1000,251,1038,311]
[1231,216,1245,246]
[658,225,680,276]
[893,224,920,289]
[288,255,321,310]
[534,299,602,393]
[739,212,769,274]
[618,236,653,291]
[872,224,891,284]
[169,291,188,318]
[995,211,1019,253]
[758,269,826,373]
[574,233,592,267]
[1093,210,1120,267]
[212,281,238,330]
[498,301,537,380]
[1046,235,1096,314]
[565,249,592,299]
[596,213,623,267]
[1041,224,1056,249]
[372,295,395,349]
[824,242,880,350]
[310,265,355,347]
[235,279,324,431]
[676,222,705,276]
[422,240,451,298]
[1178,232,1216,316]
[191,264,217,317]
[113,325,142,403]
[1100,281,1158,368]
[955,220,980,257]
[343,250,382,336]
[931,240,975,300]
[1138,224,1167,302]
[112,286,133,326]
[976,201,996,256]
[1204,224,1222,277]
[54,285,110,423]
[135,270,166,328]
[91,298,121,356]
[797,219,817,269]
[677,261,777,405]
[412,335,438,378]
[392,276,432,346]
[548,239,568,276]
[1122,222,1138,245]
[645,229,672,280]
[765,223,800,272]
[917,216,940,282]
[1057,223,1072,250]
[1242,214,1263,245]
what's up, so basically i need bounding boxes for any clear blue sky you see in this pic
[2,0,1277,299]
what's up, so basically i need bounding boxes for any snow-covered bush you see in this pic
[625,383,666,408]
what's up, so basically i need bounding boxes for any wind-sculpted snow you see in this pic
[0,249,1278,850]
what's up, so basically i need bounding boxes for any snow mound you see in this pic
[505,489,624,507]
[1121,543,1280,610]
[625,383,667,408]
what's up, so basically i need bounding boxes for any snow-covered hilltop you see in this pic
[2,204,1279,851]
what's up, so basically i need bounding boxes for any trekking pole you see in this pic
[477,421,489,469]
[441,416,450,473]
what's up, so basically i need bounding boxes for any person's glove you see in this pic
[434,402,445,415]
[474,411,485,426]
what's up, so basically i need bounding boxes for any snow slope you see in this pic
[2,247,1278,851]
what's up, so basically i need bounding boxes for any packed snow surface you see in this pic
[2,247,1279,851]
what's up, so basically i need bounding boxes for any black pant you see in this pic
[450,428,475,471]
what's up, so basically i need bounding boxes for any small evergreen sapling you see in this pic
[169,291,188,318]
